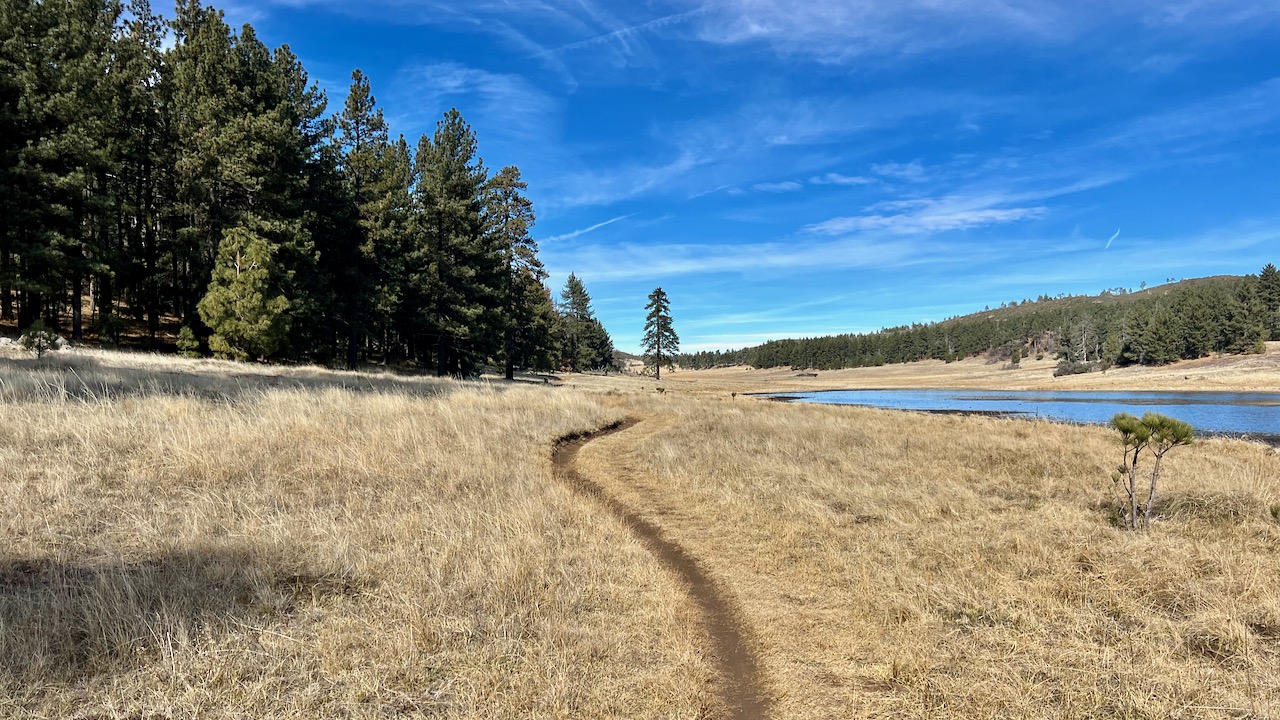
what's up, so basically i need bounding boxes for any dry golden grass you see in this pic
[579,392,1280,719]
[663,341,1280,395]
[0,349,711,718]
[6,343,1280,718]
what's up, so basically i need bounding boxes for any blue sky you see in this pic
[215,0,1280,354]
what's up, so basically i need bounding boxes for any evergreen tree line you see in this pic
[679,268,1280,371]
[1,0,614,375]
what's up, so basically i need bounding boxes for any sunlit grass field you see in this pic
[580,392,1280,718]
[2,346,1278,718]
[0,349,709,718]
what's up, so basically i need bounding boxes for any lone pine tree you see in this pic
[643,287,678,380]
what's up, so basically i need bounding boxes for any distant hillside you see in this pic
[679,268,1280,373]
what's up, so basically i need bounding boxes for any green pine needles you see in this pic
[18,320,61,359]
[643,287,679,380]
[198,227,291,361]
[1110,412,1194,529]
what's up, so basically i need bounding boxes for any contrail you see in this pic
[1105,228,1120,249]
[542,214,635,243]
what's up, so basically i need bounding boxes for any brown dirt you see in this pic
[553,419,770,720]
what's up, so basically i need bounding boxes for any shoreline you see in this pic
[751,390,1280,448]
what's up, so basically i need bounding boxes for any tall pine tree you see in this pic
[556,273,613,372]
[413,109,493,376]
[642,286,678,380]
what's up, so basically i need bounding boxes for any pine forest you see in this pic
[0,0,614,375]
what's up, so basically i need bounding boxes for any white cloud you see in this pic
[810,173,875,186]
[548,150,706,208]
[1102,77,1280,151]
[689,0,1074,61]
[807,205,1046,236]
[543,233,930,282]
[387,62,561,148]
[686,0,1280,62]
[753,181,803,193]
[871,160,927,183]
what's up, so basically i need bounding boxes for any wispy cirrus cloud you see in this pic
[544,232,937,282]
[541,214,635,243]
[871,160,928,183]
[546,150,706,208]
[810,172,874,186]
[806,203,1047,236]
[1101,77,1280,151]
[753,181,803,193]
[687,0,1280,62]
[804,174,1124,238]
[382,61,564,167]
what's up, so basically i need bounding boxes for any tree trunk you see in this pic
[346,314,359,371]
[0,216,10,320]
[72,272,83,342]
[1145,455,1165,528]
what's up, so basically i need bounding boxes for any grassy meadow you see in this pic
[2,345,1279,718]
[579,393,1280,718]
[0,349,710,718]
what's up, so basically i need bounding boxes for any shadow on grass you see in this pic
[0,353,458,404]
[0,547,363,680]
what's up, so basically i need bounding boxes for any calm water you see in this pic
[764,389,1280,438]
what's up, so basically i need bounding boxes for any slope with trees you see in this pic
[679,271,1275,372]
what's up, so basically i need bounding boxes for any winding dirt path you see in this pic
[552,418,769,720]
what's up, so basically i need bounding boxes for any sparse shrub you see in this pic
[176,325,203,358]
[1054,359,1100,377]
[97,312,127,346]
[1270,503,1280,523]
[1109,412,1194,529]
[19,320,60,358]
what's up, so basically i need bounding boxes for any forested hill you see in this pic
[679,268,1280,373]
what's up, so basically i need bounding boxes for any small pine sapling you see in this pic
[176,325,203,358]
[1141,413,1194,527]
[19,320,61,359]
[1109,412,1193,529]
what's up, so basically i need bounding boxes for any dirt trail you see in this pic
[553,419,769,720]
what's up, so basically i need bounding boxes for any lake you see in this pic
[762,389,1280,440]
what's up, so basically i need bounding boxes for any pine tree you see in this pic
[484,165,545,379]
[1218,278,1265,354]
[1259,263,1280,341]
[333,68,389,369]
[557,272,613,371]
[5,0,118,334]
[642,286,679,380]
[169,0,237,323]
[198,225,290,360]
[413,109,493,376]
[107,0,173,345]
[369,135,414,362]
[0,0,35,322]
[507,276,560,374]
